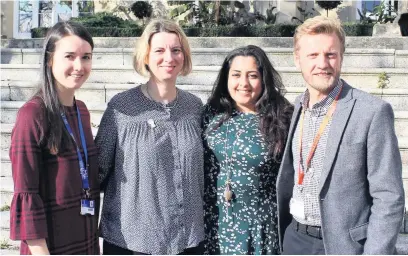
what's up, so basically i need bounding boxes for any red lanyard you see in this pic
[298,85,343,185]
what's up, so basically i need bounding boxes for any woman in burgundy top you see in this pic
[9,21,100,255]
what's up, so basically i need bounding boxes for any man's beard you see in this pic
[308,73,339,94]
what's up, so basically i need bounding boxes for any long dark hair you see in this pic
[34,21,94,154]
[207,45,293,162]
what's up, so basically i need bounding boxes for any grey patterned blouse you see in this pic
[95,86,204,254]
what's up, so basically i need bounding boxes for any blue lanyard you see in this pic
[61,103,90,193]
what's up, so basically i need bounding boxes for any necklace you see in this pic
[223,117,243,204]
[144,84,179,112]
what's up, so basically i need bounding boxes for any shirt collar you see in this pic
[300,79,343,111]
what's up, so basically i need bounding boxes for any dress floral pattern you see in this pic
[203,106,280,255]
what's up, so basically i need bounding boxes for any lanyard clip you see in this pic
[84,189,91,199]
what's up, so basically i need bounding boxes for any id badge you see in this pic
[290,197,305,220]
[80,199,95,216]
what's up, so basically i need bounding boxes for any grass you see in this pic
[0,238,11,250]
[0,205,10,212]
[377,72,389,89]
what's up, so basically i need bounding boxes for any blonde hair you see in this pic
[133,19,192,77]
[294,16,346,55]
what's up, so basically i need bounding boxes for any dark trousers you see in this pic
[398,13,408,36]
[282,220,325,255]
[103,240,204,255]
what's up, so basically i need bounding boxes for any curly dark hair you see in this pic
[207,45,293,162]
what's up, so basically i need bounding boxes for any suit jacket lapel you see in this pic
[288,99,302,153]
[318,82,356,193]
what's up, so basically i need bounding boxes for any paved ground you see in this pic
[1,208,407,255]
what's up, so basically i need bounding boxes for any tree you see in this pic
[130,1,153,25]
[316,1,342,17]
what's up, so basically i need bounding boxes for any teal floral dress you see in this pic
[203,106,280,255]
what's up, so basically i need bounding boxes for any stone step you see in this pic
[1,95,407,137]
[2,48,407,68]
[2,81,407,110]
[2,37,408,50]
[2,64,408,89]
[0,146,403,175]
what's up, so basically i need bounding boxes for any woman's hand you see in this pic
[27,239,50,255]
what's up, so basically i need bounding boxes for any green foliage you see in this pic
[31,27,48,38]
[377,72,389,89]
[32,26,143,38]
[0,205,10,211]
[369,0,396,24]
[342,23,374,36]
[183,24,298,37]
[0,239,11,250]
[316,1,342,10]
[357,8,373,24]
[31,22,373,38]
[169,1,246,27]
[130,1,153,20]
[295,6,317,23]
[77,1,94,14]
[265,7,277,24]
[70,12,136,28]
[169,2,195,22]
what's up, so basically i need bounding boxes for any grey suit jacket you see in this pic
[276,81,405,254]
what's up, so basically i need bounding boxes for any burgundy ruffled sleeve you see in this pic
[9,100,48,240]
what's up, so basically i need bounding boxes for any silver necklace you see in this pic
[144,84,179,112]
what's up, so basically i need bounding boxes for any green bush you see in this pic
[70,12,136,28]
[86,27,143,37]
[31,27,48,38]
[31,21,373,38]
[31,27,143,38]
[343,23,373,36]
[182,24,298,37]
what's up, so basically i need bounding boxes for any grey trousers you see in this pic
[282,220,326,255]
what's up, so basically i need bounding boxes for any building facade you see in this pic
[0,0,403,39]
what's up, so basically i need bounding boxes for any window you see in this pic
[18,0,33,33]
[39,0,52,27]
[77,0,94,17]
[362,0,381,12]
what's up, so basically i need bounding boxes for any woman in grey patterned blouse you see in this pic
[95,19,204,255]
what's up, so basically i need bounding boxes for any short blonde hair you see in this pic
[294,16,346,55]
[133,19,192,77]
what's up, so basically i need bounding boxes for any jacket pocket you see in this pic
[349,222,369,242]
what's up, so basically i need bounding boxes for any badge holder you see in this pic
[290,197,306,220]
[80,188,95,216]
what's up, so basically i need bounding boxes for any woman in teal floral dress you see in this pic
[203,45,293,254]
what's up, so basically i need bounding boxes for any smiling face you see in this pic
[147,32,184,83]
[294,32,343,95]
[227,56,263,113]
[51,35,92,94]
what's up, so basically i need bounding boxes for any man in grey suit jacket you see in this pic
[277,16,405,254]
